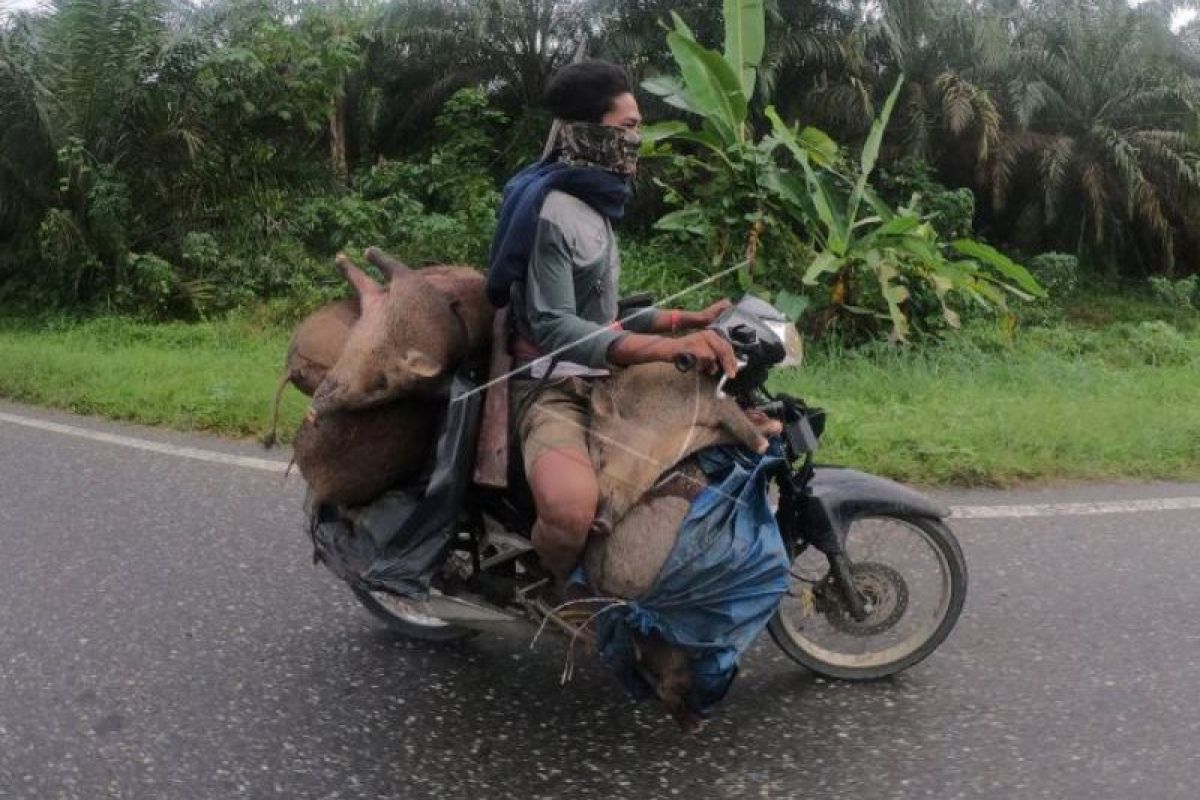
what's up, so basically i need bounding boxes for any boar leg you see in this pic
[714,398,771,454]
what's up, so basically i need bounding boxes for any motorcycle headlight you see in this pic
[767,320,804,368]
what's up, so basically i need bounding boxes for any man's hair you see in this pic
[544,60,633,123]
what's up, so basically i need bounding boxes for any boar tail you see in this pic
[262,370,292,449]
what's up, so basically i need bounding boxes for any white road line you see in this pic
[949,497,1200,519]
[0,410,289,474]
[3,409,1199,517]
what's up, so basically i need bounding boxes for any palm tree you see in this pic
[369,0,594,156]
[989,0,1200,273]
[747,0,1004,183]
[0,13,57,238]
[0,0,220,299]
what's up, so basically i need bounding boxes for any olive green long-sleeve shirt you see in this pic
[511,190,655,373]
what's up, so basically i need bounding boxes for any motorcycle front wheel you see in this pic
[768,514,966,681]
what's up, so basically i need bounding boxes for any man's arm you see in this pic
[618,299,733,335]
[607,329,738,377]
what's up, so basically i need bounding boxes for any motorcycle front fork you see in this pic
[828,552,869,621]
[776,463,870,624]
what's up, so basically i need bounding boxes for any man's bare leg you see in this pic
[527,447,599,585]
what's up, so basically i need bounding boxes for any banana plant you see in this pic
[641,1,759,149]
[640,0,835,297]
[770,77,1045,339]
[640,2,1043,339]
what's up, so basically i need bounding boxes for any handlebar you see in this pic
[673,352,698,372]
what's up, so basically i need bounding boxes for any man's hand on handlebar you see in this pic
[670,330,739,377]
[607,329,739,378]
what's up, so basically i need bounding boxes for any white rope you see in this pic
[527,595,633,684]
[560,600,631,685]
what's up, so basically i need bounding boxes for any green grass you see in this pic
[0,314,307,440]
[0,307,1198,485]
[776,323,1200,485]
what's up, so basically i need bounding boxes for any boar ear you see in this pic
[364,247,410,282]
[402,348,442,378]
[336,254,384,299]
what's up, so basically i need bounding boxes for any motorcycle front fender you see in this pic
[798,466,951,556]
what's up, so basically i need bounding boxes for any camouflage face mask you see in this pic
[555,121,642,177]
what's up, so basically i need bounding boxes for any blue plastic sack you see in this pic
[591,442,791,716]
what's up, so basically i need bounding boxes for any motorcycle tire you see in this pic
[768,514,967,682]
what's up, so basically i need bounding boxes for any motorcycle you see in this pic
[308,295,967,684]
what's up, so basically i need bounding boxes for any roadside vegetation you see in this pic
[3,287,1197,486]
[2,0,1200,485]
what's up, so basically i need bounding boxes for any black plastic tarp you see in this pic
[306,370,483,598]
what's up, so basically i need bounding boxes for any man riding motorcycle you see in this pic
[486,60,741,588]
[300,58,968,715]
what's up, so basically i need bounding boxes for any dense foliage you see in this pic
[3,0,1200,331]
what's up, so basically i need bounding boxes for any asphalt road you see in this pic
[2,401,1199,799]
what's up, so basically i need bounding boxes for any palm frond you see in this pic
[1040,136,1075,222]
[1092,124,1143,217]
[936,72,976,136]
[973,90,1002,163]
[989,133,1025,211]
[1133,178,1171,240]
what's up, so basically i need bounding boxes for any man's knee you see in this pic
[528,448,598,538]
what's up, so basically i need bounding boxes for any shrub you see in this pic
[620,236,725,306]
[1149,275,1198,311]
[293,194,388,254]
[878,158,976,241]
[181,232,221,272]
[1016,252,1081,327]
[1107,320,1197,366]
[1028,252,1080,298]
[113,253,177,318]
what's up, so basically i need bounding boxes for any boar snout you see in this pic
[633,633,704,734]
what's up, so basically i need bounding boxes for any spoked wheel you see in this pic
[351,587,477,643]
[768,515,967,681]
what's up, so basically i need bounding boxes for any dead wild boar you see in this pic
[409,263,493,356]
[293,398,439,507]
[310,249,488,416]
[265,256,491,445]
[587,362,774,534]
[264,298,357,446]
[584,463,703,598]
[583,462,709,733]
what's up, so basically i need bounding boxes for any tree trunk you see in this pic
[329,93,348,184]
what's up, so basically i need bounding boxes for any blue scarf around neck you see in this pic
[486,159,632,307]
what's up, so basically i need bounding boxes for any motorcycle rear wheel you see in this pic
[768,514,966,681]
[351,587,477,642]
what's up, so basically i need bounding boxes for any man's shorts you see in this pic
[510,376,595,476]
